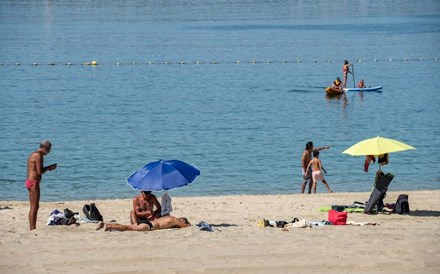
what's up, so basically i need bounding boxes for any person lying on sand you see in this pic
[96,215,191,232]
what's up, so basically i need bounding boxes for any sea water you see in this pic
[0,0,439,201]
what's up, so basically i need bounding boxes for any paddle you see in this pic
[351,63,355,88]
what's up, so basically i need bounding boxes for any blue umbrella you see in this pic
[127,160,200,191]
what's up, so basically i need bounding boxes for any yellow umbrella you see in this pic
[342,136,416,156]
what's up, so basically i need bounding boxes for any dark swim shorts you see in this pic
[138,219,153,230]
[302,168,312,181]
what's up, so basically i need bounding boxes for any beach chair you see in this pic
[364,171,394,214]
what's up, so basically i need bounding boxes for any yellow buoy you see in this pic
[91,60,97,66]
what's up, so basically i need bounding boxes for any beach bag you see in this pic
[393,194,410,214]
[82,203,103,221]
[63,208,77,219]
[328,210,347,225]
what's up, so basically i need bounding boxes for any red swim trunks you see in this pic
[26,179,40,190]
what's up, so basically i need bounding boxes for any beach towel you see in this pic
[47,209,76,225]
[364,155,376,173]
[257,219,293,228]
[319,204,365,213]
[309,221,332,227]
[47,210,66,225]
[161,192,173,216]
[284,219,312,228]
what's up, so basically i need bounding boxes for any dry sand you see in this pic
[1,190,439,273]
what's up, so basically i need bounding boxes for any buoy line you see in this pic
[0,57,438,67]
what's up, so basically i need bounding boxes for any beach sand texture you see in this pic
[1,190,439,273]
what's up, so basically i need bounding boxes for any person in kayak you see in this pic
[332,77,343,90]
[358,79,365,88]
[342,60,352,88]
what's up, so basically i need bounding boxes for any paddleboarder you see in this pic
[342,60,353,88]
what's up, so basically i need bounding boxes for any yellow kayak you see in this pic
[325,87,344,96]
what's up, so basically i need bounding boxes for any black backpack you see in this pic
[64,208,78,219]
[83,203,103,221]
[393,194,410,214]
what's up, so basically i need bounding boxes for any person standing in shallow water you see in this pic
[26,140,57,230]
[301,141,330,194]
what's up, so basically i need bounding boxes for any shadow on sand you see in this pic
[409,210,440,217]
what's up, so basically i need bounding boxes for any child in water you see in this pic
[358,79,365,88]
[306,151,333,193]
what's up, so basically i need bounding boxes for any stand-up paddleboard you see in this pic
[343,86,382,92]
[325,87,344,96]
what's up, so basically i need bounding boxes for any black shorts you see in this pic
[138,219,153,230]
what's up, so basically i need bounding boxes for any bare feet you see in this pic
[95,221,105,231]
[328,189,333,193]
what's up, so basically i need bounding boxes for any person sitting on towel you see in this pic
[96,216,191,232]
[131,191,162,225]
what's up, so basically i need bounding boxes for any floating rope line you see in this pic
[0,57,438,67]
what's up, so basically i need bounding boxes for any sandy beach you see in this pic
[1,190,439,273]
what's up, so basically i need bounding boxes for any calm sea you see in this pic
[1,0,439,201]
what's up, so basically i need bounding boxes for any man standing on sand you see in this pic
[130,191,162,224]
[96,215,191,232]
[301,141,329,194]
[26,140,57,230]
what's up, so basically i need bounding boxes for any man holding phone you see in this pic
[26,140,57,230]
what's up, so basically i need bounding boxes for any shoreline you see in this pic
[1,190,439,273]
[3,186,440,203]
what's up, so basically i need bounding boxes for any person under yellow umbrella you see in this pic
[343,136,416,213]
[343,136,416,171]
[343,136,416,156]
